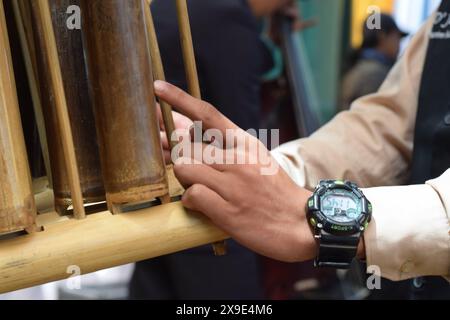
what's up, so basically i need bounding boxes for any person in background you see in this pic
[129,0,298,300]
[341,14,408,110]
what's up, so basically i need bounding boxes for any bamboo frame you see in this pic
[175,0,201,99]
[143,0,177,150]
[175,0,227,256]
[0,201,228,294]
[34,0,85,219]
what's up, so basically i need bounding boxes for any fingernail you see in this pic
[154,80,166,94]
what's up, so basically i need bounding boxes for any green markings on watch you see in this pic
[331,225,351,231]
[368,203,373,212]
[364,221,369,229]
[335,180,344,185]
[308,199,314,208]
[310,218,317,227]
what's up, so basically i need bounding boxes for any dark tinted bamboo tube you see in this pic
[80,0,169,213]
[29,0,105,216]
[12,0,52,184]
[32,0,85,219]
[0,0,37,235]
[143,0,177,151]
[175,0,227,256]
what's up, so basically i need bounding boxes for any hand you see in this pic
[154,80,318,262]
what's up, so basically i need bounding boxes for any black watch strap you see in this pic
[315,232,360,269]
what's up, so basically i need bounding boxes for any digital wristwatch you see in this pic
[307,180,372,269]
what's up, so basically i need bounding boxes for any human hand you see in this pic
[154,80,318,262]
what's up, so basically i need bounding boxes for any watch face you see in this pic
[321,189,362,223]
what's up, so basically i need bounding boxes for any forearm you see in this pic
[272,14,433,190]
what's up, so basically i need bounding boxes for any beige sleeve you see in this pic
[363,171,450,281]
[272,14,450,281]
[273,15,433,190]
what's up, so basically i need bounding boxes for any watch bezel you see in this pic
[307,181,372,236]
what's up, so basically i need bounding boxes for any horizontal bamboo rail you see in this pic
[0,201,228,294]
[0,169,229,294]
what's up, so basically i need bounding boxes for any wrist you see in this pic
[357,236,366,260]
[305,180,371,268]
[292,188,318,262]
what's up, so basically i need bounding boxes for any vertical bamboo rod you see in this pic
[35,0,85,219]
[175,0,201,99]
[11,0,52,185]
[143,0,177,150]
[175,0,227,256]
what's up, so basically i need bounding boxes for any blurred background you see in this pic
[0,0,441,300]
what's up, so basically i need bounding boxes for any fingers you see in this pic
[163,149,171,165]
[154,80,238,133]
[173,142,231,172]
[156,103,165,131]
[182,184,231,227]
[174,158,231,197]
[173,110,194,130]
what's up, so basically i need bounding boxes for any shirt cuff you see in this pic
[362,183,450,281]
[271,149,307,188]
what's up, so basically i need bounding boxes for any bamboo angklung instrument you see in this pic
[31,0,86,219]
[29,0,104,216]
[175,0,227,256]
[0,0,38,235]
[80,0,169,213]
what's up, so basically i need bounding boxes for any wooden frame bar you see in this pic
[0,201,228,294]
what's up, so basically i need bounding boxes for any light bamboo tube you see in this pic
[174,0,227,256]
[34,0,85,219]
[143,0,177,151]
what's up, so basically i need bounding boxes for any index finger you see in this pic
[154,80,238,134]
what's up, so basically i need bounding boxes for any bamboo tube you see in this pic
[33,0,85,219]
[0,0,37,235]
[80,0,169,213]
[17,0,39,81]
[143,0,177,151]
[12,0,52,185]
[29,0,105,215]
[175,0,227,256]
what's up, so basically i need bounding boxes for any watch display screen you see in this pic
[321,190,362,223]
